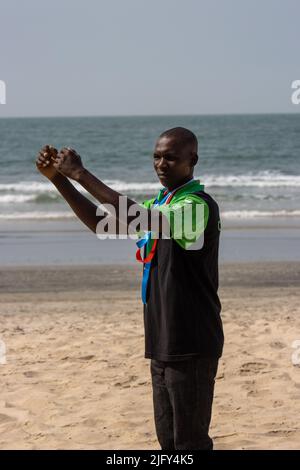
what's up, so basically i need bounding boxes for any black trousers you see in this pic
[150,357,219,450]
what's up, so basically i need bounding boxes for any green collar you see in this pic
[156,179,205,203]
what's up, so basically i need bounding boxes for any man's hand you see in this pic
[53,147,85,181]
[36,145,60,181]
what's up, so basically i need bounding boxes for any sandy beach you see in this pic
[0,262,300,450]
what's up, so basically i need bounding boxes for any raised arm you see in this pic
[37,146,168,237]
[51,147,168,235]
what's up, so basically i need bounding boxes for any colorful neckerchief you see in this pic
[136,178,198,304]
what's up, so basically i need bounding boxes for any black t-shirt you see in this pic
[143,190,224,361]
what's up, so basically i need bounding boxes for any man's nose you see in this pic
[157,157,168,170]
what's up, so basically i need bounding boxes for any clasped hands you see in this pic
[36,145,85,181]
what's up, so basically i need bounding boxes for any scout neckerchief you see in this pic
[136,178,204,304]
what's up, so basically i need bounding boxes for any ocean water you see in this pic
[0,114,300,221]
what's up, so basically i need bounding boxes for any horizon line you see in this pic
[0,111,300,120]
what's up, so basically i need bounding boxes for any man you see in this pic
[36,127,224,450]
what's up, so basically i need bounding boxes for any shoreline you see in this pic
[1,216,300,230]
[1,219,300,266]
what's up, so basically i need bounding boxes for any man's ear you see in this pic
[191,153,198,167]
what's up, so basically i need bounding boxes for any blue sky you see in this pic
[0,0,299,117]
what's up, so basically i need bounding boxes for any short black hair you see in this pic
[159,127,198,153]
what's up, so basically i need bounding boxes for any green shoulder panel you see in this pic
[157,194,209,250]
[140,190,210,250]
[141,198,156,209]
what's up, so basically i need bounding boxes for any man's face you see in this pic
[153,136,195,190]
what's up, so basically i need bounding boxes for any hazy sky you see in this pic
[0,0,299,117]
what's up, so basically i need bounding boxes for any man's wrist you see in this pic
[73,167,88,183]
[51,172,66,185]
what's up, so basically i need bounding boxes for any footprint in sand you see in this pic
[270,341,286,350]
[239,362,269,376]
[78,355,95,361]
[113,375,139,388]
[247,388,270,398]
[0,413,16,424]
[273,400,284,408]
[266,429,297,437]
[23,371,39,378]
[0,402,29,423]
